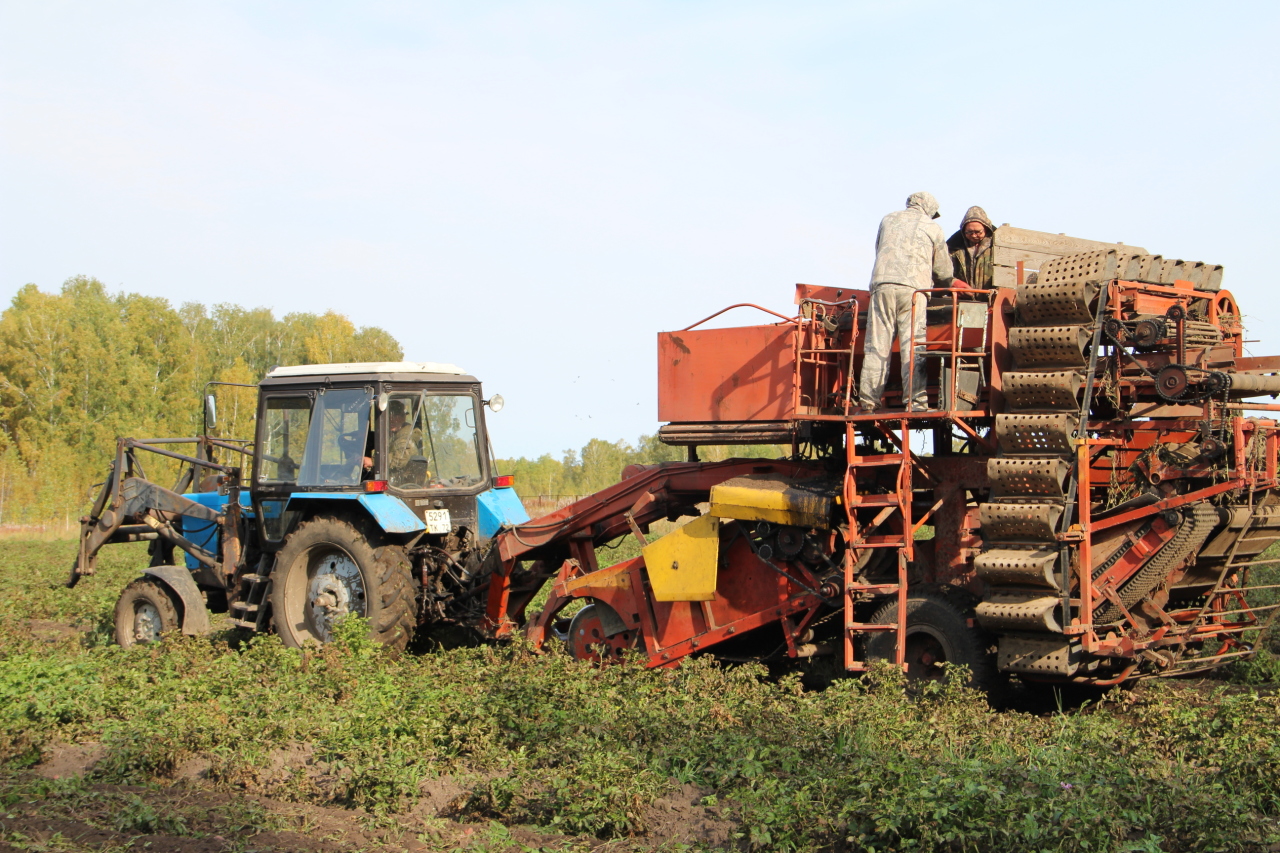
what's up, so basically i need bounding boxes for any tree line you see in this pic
[0,276,780,528]
[0,276,402,525]
[492,437,778,503]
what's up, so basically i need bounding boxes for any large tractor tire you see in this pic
[863,587,998,692]
[270,516,417,650]
[115,577,181,648]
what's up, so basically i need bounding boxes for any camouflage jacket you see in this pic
[947,237,994,289]
[388,426,423,471]
[869,196,954,291]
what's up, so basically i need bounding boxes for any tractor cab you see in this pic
[251,362,525,549]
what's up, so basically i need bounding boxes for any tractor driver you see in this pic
[385,399,427,486]
[858,191,957,413]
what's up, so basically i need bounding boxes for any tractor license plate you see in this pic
[424,509,451,534]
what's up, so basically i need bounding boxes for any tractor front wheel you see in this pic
[270,517,416,650]
[114,577,181,647]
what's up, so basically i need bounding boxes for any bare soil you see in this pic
[3,744,742,853]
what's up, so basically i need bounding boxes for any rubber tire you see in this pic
[115,577,181,648]
[270,516,416,650]
[566,602,636,663]
[863,588,998,691]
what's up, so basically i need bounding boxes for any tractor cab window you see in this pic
[384,393,483,489]
[297,387,373,487]
[259,396,311,485]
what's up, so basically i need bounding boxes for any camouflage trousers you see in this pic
[857,283,928,411]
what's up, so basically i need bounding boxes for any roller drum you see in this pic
[1015,280,1100,326]
[1224,372,1280,397]
[975,547,1061,589]
[988,457,1070,499]
[979,502,1063,543]
[1003,371,1084,411]
[975,592,1063,633]
[995,413,1079,456]
[1008,325,1091,368]
[998,635,1079,676]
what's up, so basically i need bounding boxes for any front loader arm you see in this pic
[68,436,241,588]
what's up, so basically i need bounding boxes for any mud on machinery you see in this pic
[74,227,1280,694]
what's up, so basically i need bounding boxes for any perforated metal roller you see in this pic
[974,251,1111,645]
[1015,280,1099,325]
[988,457,1070,499]
[975,593,1063,633]
[1003,371,1084,411]
[1036,248,1139,288]
[979,502,1063,543]
[994,413,1079,456]
[1008,326,1091,368]
[975,547,1061,589]
[998,635,1079,676]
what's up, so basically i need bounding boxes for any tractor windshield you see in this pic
[289,387,373,487]
[385,392,483,489]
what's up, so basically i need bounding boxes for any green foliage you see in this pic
[1243,550,1280,655]
[4,542,1280,851]
[496,434,784,502]
[0,278,402,524]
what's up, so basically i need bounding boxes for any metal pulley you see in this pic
[1155,364,1228,401]
[1132,318,1168,347]
[1156,364,1188,398]
[1102,317,1128,343]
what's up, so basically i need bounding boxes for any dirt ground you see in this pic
[0,743,739,853]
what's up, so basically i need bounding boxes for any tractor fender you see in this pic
[141,566,211,636]
[284,493,426,535]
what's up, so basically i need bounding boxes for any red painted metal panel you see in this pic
[658,324,796,423]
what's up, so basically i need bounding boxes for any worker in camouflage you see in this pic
[858,192,956,412]
[947,206,997,289]
[386,399,426,486]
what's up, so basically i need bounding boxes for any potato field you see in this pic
[1,539,1279,852]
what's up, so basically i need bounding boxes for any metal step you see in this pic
[849,454,905,467]
[848,494,901,507]
[846,583,901,596]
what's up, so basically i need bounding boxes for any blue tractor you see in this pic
[70,361,529,649]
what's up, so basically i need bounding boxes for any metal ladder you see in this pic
[841,419,912,671]
[229,555,273,631]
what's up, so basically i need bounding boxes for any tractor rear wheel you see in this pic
[115,577,181,647]
[863,588,997,691]
[566,602,637,663]
[270,517,416,650]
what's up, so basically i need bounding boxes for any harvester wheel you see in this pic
[863,589,997,690]
[270,517,416,650]
[114,577,181,647]
[567,602,636,663]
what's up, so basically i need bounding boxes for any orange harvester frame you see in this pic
[484,266,1280,687]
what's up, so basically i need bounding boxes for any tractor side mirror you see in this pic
[204,395,217,429]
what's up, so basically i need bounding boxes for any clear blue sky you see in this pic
[2,2,1276,458]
